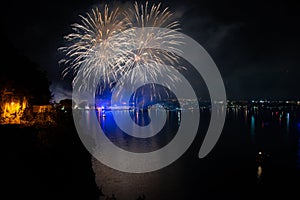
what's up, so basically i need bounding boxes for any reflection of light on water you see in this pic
[84,110,90,124]
[90,110,196,199]
[279,112,282,125]
[244,109,248,125]
[257,165,262,183]
[251,115,255,142]
[81,106,300,198]
[286,113,290,133]
[92,157,158,200]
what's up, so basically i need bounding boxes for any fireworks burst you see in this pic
[117,1,184,102]
[122,1,183,81]
[59,1,184,99]
[59,4,128,92]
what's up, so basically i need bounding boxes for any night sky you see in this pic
[1,0,299,101]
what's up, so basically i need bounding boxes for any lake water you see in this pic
[84,106,300,200]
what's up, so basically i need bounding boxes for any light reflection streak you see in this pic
[244,109,248,125]
[286,113,290,133]
[251,115,255,143]
[257,165,262,184]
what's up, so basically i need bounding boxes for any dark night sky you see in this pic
[1,0,299,101]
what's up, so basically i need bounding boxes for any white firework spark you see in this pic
[59,5,129,93]
[117,1,184,102]
[121,1,184,83]
[59,2,184,100]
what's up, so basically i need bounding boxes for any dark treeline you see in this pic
[1,31,100,199]
[0,31,51,105]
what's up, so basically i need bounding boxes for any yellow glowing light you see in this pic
[257,165,262,179]
[1,97,27,124]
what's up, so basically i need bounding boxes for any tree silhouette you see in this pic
[0,32,52,106]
